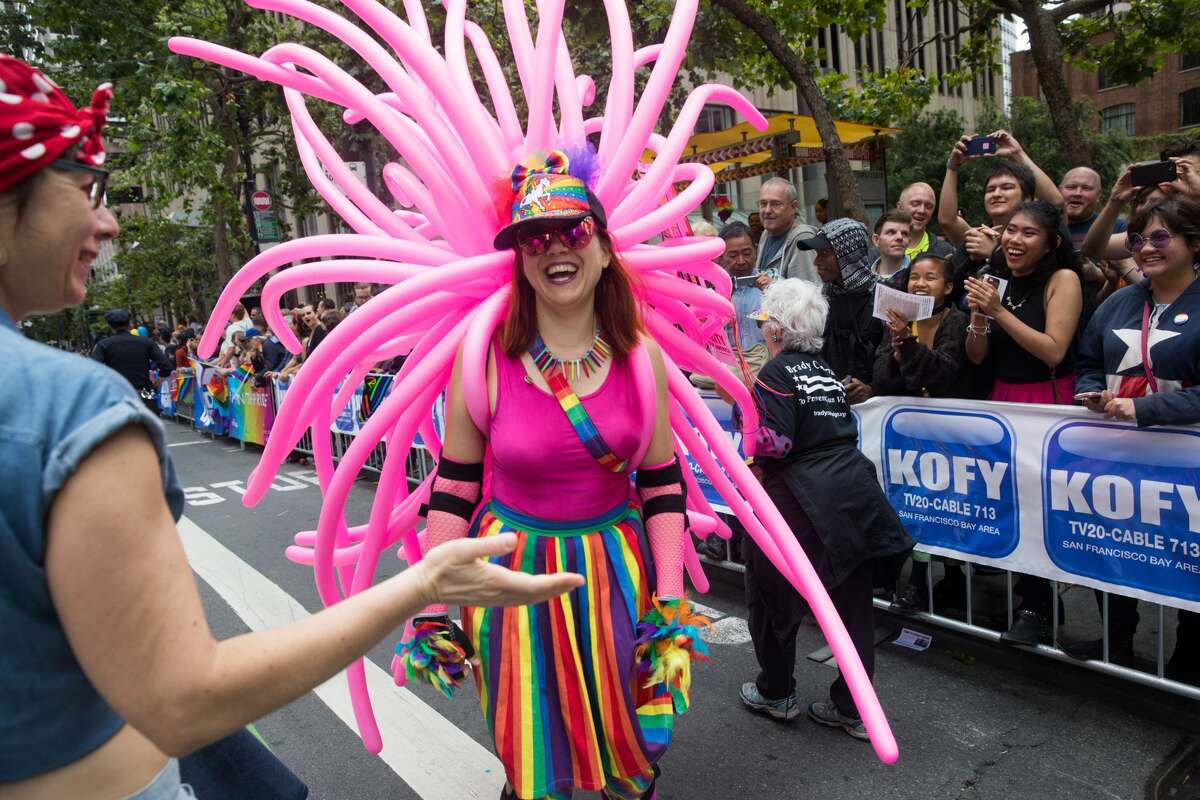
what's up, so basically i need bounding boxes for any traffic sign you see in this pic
[251,191,272,211]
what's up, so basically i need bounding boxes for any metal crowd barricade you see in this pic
[170,368,434,485]
[170,366,1200,703]
[697,532,1200,702]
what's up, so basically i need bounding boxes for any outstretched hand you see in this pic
[414,533,583,608]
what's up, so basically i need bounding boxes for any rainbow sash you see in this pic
[530,337,628,473]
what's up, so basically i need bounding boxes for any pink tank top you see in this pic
[489,349,640,521]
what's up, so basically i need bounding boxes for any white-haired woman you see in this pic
[738,280,912,741]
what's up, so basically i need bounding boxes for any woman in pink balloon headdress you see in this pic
[396,149,704,800]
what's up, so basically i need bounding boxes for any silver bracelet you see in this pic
[967,322,991,337]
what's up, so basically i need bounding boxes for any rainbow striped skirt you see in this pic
[460,500,674,799]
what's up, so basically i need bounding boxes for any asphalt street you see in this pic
[166,420,1194,800]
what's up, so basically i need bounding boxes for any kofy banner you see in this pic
[854,397,1200,612]
[689,392,1200,611]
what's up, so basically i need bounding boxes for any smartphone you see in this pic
[1074,391,1104,402]
[734,274,759,289]
[982,275,1001,290]
[1130,160,1177,187]
[964,136,998,157]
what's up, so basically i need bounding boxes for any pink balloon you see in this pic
[196,234,453,358]
[594,0,697,207]
[173,0,901,762]
[461,286,514,434]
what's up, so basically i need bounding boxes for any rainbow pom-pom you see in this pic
[392,617,472,698]
[634,595,712,714]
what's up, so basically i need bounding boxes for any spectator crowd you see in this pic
[75,132,1200,711]
[699,131,1200,690]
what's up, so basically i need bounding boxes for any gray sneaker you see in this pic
[808,700,869,741]
[739,682,800,721]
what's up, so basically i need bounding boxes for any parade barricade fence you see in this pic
[160,368,1198,700]
[689,393,1200,701]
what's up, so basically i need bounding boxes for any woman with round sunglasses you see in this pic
[400,151,689,800]
[0,57,580,800]
[1073,196,1200,684]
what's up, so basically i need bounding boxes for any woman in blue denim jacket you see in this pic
[0,57,581,800]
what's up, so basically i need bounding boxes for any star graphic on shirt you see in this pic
[1112,327,1181,373]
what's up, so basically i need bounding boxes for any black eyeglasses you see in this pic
[516,216,596,256]
[51,158,109,209]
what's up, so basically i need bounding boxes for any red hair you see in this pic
[499,229,644,359]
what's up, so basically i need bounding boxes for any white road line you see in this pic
[176,516,506,800]
[166,440,210,448]
[689,599,726,620]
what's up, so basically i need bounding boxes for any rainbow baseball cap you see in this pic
[493,149,608,249]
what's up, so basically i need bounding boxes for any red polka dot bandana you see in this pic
[0,55,113,193]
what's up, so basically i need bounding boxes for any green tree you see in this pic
[696,0,897,222]
[1,0,385,314]
[887,97,1136,227]
[957,0,1200,167]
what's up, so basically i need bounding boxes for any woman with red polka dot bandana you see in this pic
[0,56,581,800]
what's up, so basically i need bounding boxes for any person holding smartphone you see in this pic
[962,200,1083,645]
[1071,197,1200,683]
[939,130,1064,250]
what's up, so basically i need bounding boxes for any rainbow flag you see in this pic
[360,374,393,422]
[172,369,193,403]
[206,372,228,405]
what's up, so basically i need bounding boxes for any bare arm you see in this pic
[442,343,487,464]
[991,130,1063,208]
[47,426,578,758]
[1082,166,1135,260]
[939,137,972,246]
[965,270,1082,368]
[641,339,675,466]
[965,313,990,365]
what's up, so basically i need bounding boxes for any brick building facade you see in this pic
[1011,48,1200,137]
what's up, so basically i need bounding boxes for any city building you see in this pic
[1010,45,1200,137]
[697,1,1008,226]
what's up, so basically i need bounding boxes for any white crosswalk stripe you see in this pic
[177,516,506,800]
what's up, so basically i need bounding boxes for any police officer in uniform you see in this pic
[91,309,173,412]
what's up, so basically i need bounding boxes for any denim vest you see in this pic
[0,308,184,781]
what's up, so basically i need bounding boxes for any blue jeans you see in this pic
[178,728,307,800]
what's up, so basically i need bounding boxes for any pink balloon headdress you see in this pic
[168,0,898,763]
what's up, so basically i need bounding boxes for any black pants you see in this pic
[743,489,875,719]
[1098,592,1199,682]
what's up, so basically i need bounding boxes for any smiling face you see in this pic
[518,218,610,312]
[1060,167,1102,223]
[898,184,935,234]
[1132,214,1200,281]
[758,183,796,237]
[907,257,952,303]
[984,175,1025,224]
[1000,211,1053,274]
[0,165,119,318]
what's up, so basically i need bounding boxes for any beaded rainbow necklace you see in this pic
[529,332,627,473]
[531,331,612,382]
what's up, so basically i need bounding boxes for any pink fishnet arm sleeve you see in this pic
[639,482,686,599]
[418,473,481,615]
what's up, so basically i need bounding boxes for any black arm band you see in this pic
[436,456,484,483]
[635,458,683,490]
[427,491,478,522]
[642,493,685,521]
